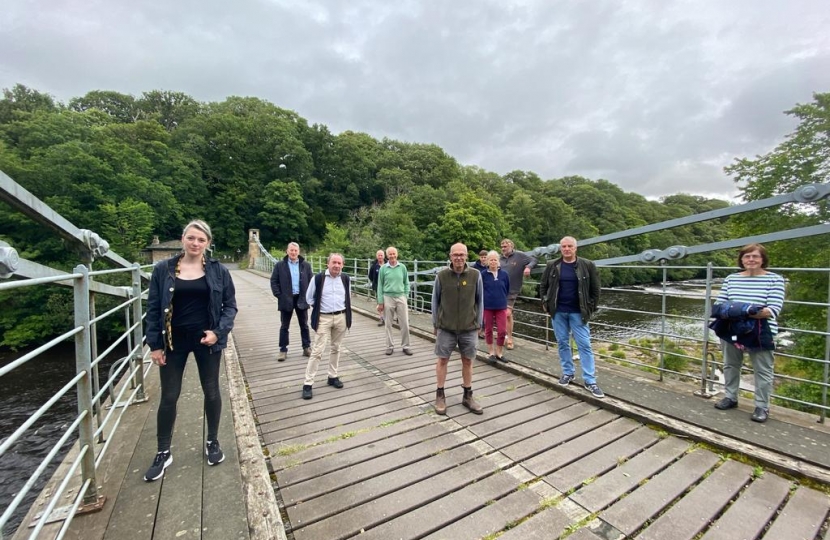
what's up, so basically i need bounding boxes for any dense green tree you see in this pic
[258,180,310,245]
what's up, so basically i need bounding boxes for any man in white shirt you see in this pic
[302,253,352,400]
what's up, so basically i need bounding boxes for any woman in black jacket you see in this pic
[143,220,238,481]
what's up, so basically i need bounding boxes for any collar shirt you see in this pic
[288,258,300,294]
[306,270,348,313]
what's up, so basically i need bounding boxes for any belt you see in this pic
[322,310,346,315]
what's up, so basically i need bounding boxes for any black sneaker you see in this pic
[584,383,605,399]
[302,384,313,399]
[206,440,225,465]
[558,374,574,386]
[714,397,738,410]
[327,377,344,389]
[144,451,172,481]
[496,356,508,364]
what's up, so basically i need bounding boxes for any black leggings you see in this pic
[156,327,222,452]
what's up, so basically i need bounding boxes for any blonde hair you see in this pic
[183,220,212,243]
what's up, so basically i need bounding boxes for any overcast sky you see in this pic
[1,0,828,201]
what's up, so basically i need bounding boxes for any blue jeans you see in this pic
[552,312,596,384]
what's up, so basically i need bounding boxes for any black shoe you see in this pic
[205,440,225,466]
[303,347,311,357]
[327,377,344,389]
[302,385,313,400]
[144,451,172,482]
[378,319,385,326]
[496,355,508,364]
[402,348,414,356]
[488,354,497,363]
[558,374,574,386]
[714,397,738,410]
[751,407,769,423]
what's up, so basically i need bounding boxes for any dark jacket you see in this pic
[270,255,313,311]
[145,254,237,353]
[369,260,382,292]
[539,257,600,323]
[709,301,774,350]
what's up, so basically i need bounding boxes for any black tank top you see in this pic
[172,276,210,329]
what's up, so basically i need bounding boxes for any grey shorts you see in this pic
[434,329,479,359]
[506,293,518,309]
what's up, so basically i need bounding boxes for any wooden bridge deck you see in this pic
[230,270,830,540]
[20,268,830,540]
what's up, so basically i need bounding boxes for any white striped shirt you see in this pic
[716,272,786,334]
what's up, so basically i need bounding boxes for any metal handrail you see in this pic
[341,255,830,421]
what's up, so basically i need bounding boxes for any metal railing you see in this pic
[0,172,151,539]
[325,255,829,422]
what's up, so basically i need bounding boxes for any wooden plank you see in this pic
[566,528,605,540]
[467,394,577,438]
[635,459,752,540]
[570,436,691,513]
[420,487,543,540]
[482,402,597,450]
[291,456,502,540]
[276,422,451,486]
[102,373,165,540]
[599,449,720,536]
[699,472,791,540]
[268,413,435,472]
[201,362,249,540]
[522,417,641,477]
[496,506,574,540]
[762,485,830,540]
[356,471,523,539]
[153,362,204,540]
[499,409,617,462]
[260,399,416,441]
[545,426,658,493]
[277,434,478,521]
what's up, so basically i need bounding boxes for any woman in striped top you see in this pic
[713,243,785,423]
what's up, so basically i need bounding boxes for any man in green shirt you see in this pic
[377,246,413,355]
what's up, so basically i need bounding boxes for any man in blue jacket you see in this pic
[270,242,313,362]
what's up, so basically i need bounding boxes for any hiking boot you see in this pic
[205,440,225,466]
[144,451,172,482]
[462,387,483,414]
[434,388,447,415]
[714,397,738,410]
[327,377,344,389]
[558,373,574,386]
[302,384,313,400]
[277,351,287,362]
[303,347,311,357]
[584,383,605,399]
[751,407,769,423]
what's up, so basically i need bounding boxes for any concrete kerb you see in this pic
[350,303,830,486]
[225,332,288,540]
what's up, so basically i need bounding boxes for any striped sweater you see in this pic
[716,272,785,334]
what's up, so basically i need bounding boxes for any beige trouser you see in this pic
[304,313,347,385]
[383,295,411,350]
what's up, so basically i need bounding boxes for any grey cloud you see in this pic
[1,0,828,201]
